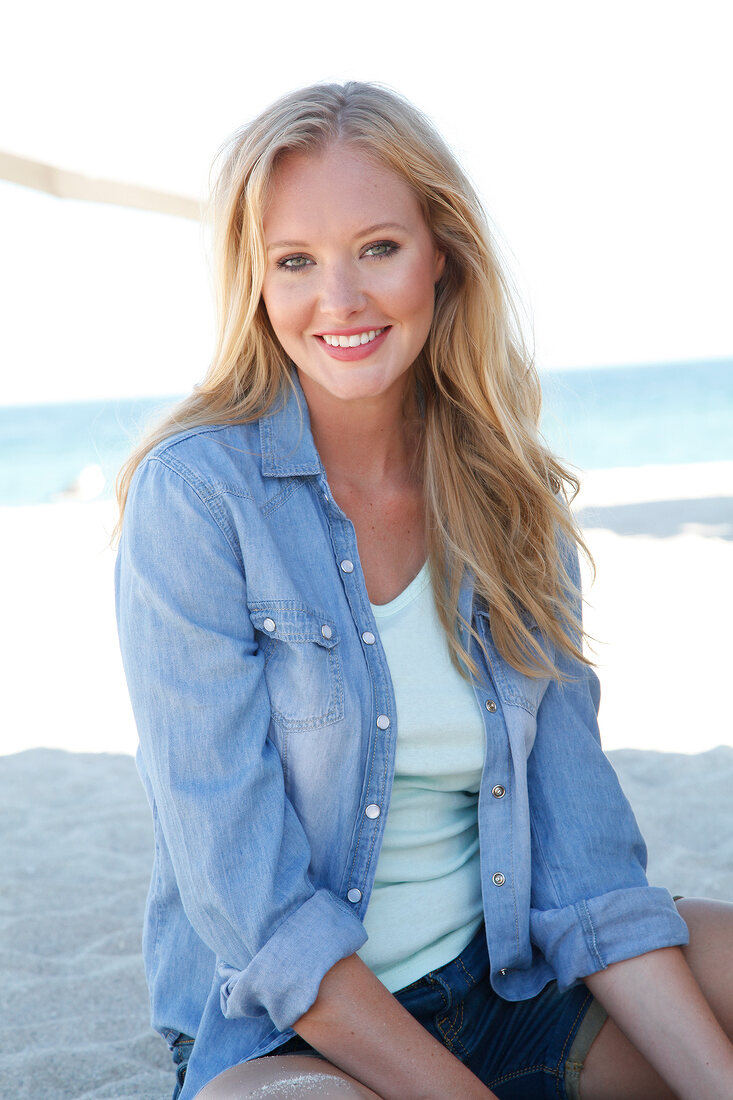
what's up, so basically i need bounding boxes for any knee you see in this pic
[675,895,733,922]
[194,1054,383,1099]
[674,895,733,957]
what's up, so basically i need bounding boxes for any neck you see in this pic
[299,372,422,494]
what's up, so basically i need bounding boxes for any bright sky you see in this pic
[1,0,731,404]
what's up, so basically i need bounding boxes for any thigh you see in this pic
[194,1053,384,1098]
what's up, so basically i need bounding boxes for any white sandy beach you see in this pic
[2,460,732,1099]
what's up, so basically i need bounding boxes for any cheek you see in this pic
[262,283,308,343]
[390,257,439,324]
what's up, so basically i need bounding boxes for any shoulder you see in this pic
[122,420,269,571]
[135,420,266,506]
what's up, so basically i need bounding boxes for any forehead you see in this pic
[263,143,427,237]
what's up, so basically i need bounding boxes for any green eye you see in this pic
[278,255,311,270]
[364,241,398,258]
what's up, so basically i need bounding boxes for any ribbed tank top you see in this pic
[356,563,486,992]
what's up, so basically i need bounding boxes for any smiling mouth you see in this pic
[319,327,388,348]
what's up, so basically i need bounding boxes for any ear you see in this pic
[434,248,446,283]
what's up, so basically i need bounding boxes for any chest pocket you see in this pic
[475,610,553,718]
[248,603,344,732]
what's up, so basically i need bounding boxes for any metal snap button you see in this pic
[499,968,508,976]
[340,560,354,573]
[376,714,390,730]
[262,618,276,633]
[365,804,381,819]
[347,888,362,904]
[321,624,333,640]
[361,631,376,645]
[485,699,497,713]
[491,784,506,799]
[492,872,506,887]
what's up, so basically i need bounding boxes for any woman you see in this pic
[115,82,733,1099]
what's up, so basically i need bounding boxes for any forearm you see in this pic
[293,953,497,1100]
[585,946,733,1099]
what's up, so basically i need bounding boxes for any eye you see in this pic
[363,240,399,259]
[276,254,313,271]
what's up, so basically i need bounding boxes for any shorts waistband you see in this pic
[396,923,490,999]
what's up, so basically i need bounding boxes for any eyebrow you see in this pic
[266,222,409,251]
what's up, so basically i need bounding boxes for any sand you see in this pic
[2,460,732,1099]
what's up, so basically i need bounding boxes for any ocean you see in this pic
[1,359,731,506]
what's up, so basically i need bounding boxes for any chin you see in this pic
[302,363,409,405]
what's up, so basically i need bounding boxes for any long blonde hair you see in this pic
[115,81,591,679]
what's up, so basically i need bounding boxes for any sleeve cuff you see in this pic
[530,886,690,990]
[217,889,368,1030]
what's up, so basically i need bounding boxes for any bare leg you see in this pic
[194,1052,385,1099]
[580,898,733,1099]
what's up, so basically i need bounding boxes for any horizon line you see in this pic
[0,356,731,410]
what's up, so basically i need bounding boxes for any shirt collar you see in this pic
[259,370,324,478]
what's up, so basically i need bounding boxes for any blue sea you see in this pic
[1,360,731,506]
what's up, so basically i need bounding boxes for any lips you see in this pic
[315,325,392,361]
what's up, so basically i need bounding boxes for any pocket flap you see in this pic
[248,603,339,648]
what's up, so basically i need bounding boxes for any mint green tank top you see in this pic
[356,563,486,992]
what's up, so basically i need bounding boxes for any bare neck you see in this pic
[301,376,422,495]
[298,372,427,603]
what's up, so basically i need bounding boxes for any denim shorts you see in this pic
[168,923,607,1099]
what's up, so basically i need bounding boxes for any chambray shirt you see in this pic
[115,375,688,1099]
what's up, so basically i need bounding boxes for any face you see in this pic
[261,143,445,409]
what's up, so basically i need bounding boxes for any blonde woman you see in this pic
[115,83,733,1100]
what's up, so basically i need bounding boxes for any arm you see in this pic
[585,947,733,1099]
[115,454,366,1029]
[293,953,497,1100]
[521,544,722,1089]
[523,543,690,987]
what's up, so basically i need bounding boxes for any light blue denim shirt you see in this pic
[115,375,688,1099]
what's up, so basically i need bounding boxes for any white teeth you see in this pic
[321,327,384,347]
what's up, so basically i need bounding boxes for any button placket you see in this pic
[326,508,396,914]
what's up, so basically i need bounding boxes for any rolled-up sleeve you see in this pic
[526,544,689,990]
[115,455,366,1030]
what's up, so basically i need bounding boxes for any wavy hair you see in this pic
[115,81,592,679]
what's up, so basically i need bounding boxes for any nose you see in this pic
[317,258,367,319]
